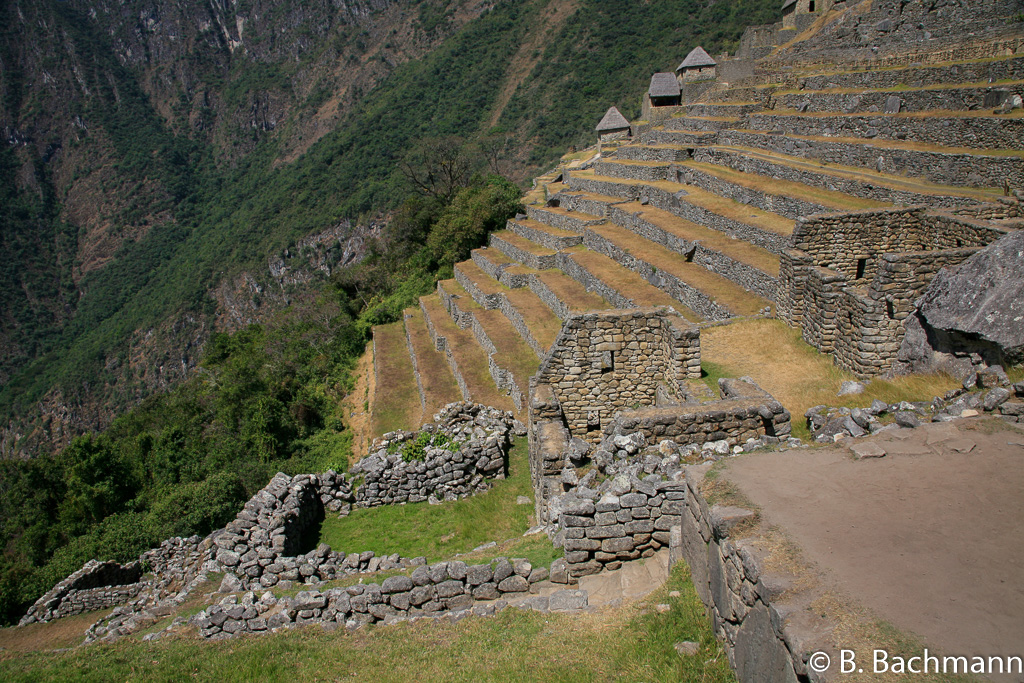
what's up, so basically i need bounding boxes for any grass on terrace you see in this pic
[370,322,422,437]
[701,318,961,439]
[319,437,534,563]
[0,560,734,683]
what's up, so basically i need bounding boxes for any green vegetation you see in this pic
[0,172,523,626]
[321,438,533,561]
[0,561,734,683]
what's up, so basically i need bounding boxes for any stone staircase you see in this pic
[369,20,1024,437]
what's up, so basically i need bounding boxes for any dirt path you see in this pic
[722,418,1024,679]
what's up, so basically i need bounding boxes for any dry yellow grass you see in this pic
[590,223,768,316]
[613,200,780,276]
[684,160,890,212]
[534,268,609,312]
[403,308,462,420]
[701,318,961,426]
[370,322,422,437]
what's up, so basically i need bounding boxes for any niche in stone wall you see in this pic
[855,258,867,280]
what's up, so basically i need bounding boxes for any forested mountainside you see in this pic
[0,0,775,623]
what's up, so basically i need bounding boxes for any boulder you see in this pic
[909,231,1024,367]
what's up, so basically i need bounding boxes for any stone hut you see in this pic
[676,46,717,83]
[647,73,681,107]
[595,106,631,145]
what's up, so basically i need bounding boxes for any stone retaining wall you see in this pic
[581,229,738,319]
[747,111,1024,150]
[694,146,982,209]
[796,54,1024,92]
[679,464,826,682]
[776,84,1023,115]
[603,203,779,302]
[677,161,831,220]
[489,233,558,270]
[564,175,792,255]
[593,160,670,183]
[453,267,547,357]
[718,129,1024,190]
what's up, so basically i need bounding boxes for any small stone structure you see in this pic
[595,106,631,150]
[20,560,144,625]
[530,308,701,448]
[776,205,1011,377]
[351,403,514,507]
[676,46,717,83]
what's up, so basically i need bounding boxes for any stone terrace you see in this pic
[369,0,1022,432]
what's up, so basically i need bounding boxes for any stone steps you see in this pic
[694,146,1001,208]
[508,217,582,250]
[717,128,1024,190]
[418,293,515,414]
[454,260,563,356]
[436,279,538,413]
[773,81,1024,115]
[370,321,422,435]
[402,307,463,421]
[583,223,771,318]
[745,110,1024,150]
[564,171,794,255]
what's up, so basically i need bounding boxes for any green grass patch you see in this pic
[318,438,533,561]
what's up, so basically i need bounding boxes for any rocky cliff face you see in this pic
[0,0,479,457]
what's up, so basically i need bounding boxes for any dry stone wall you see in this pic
[718,129,1024,190]
[531,309,701,444]
[777,206,1008,375]
[19,560,143,625]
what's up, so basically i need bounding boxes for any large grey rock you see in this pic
[914,231,1024,365]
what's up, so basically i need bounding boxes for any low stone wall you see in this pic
[489,233,558,270]
[454,266,548,357]
[551,481,685,578]
[685,103,763,118]
[509,217,582,250]
[679,464,824,682]
[190,555,579,639]
[352,403,513,507]
[593,160,670,183]
[19,560,144,625]
[718,129,1024,190]
[747,111,1024,150]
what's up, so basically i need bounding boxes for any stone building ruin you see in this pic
[595,106,631,148]
[777,205,1014,377]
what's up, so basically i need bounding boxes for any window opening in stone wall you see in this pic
[601,350,615,373]
[809,0,815,11]
[886,299,895,319]
[685,246,697,263]
[586,410,601,437]
[855,258,867,280]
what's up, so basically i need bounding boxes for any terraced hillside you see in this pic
[369,20,1024,436]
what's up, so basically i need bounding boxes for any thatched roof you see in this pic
[648,73,681,98]
[677,46,717,71]
[595,106,630,132]
[781,0,798,10]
